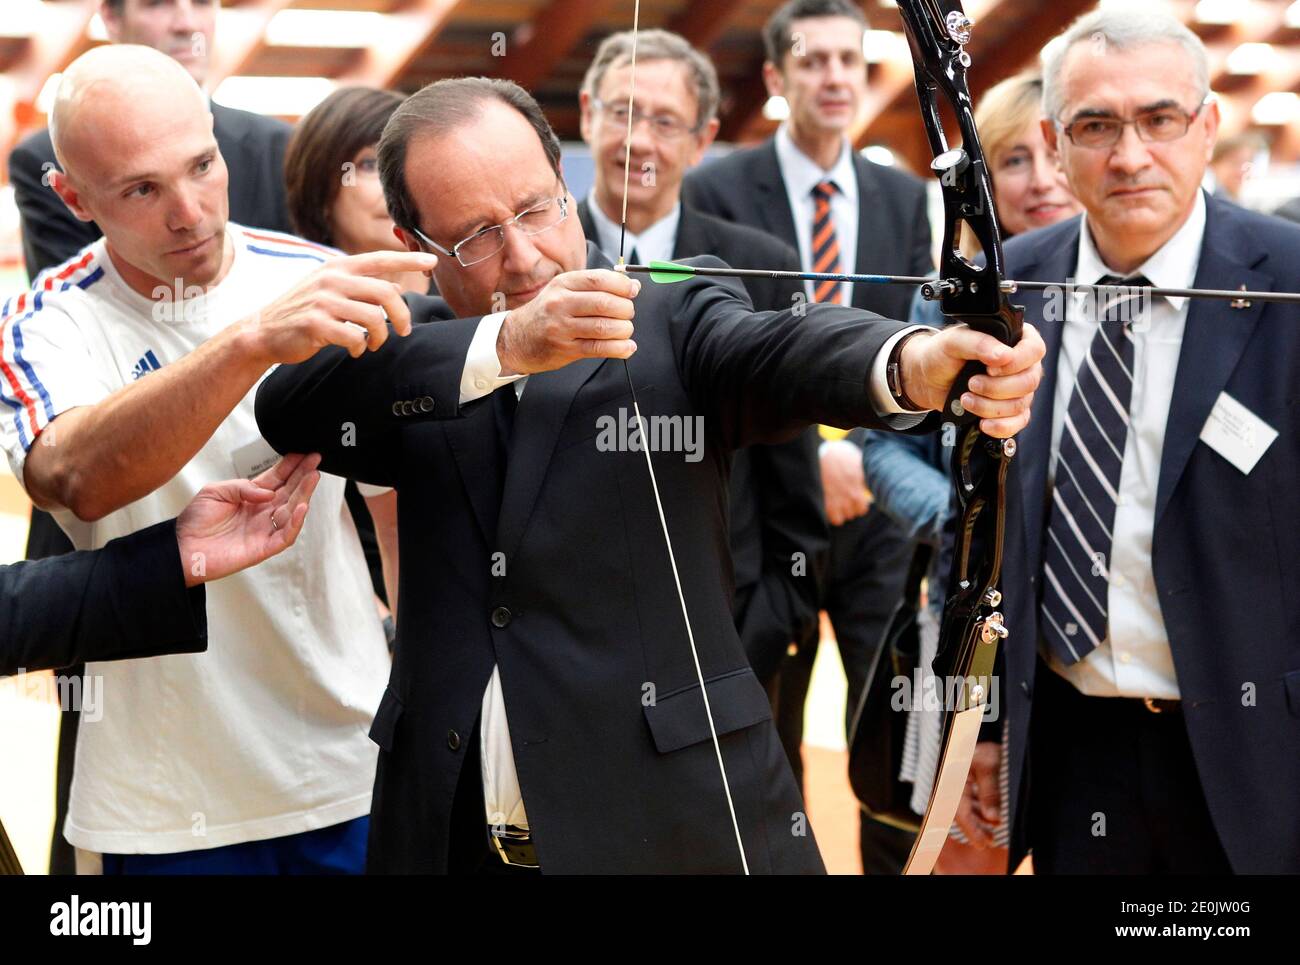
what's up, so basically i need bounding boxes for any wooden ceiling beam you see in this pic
[338,0,465,89]
[13,0,96,104]
[492,0,612,92]
[208,0,295,89]
[666,0,751,52]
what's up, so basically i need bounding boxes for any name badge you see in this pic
[1198,392,1277,475]
[231,437,281,481]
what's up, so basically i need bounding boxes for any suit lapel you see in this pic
[495,244,612,559]
[495,357,604,559]
[1154,203,1268,526]
[210,103,246,151]
[442,404,504,546]
[672,206,711,260]
[1015,223,1079,567]
[752,141,799,248]
[576,198,599,247]
[850,155,885,311]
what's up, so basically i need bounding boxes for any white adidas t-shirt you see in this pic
[0,224,390,854]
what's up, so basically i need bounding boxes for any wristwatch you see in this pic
[886,329,932,413]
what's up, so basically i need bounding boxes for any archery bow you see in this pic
[890,0,1021,877]
[624,262,1300,306]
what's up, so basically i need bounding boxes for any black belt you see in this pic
[1039,661,1180,715]
[489,825,539,868]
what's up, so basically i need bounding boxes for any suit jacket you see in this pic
[0,519,207,676]
[998,195,1300,873]
[8,102,293,280]
[577,199,828,681]
[255,244,912,874]
[683,137,933,321]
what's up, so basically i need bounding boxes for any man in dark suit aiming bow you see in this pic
[256,77,1044,874]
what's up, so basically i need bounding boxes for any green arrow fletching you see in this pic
[647,260,696,284]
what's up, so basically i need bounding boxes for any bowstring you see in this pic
[616,0,750,875]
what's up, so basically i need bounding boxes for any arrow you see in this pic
[625,259,1300,306]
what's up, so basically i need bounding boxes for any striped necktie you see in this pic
[1039,274,1149,665]
[810,180,843,304]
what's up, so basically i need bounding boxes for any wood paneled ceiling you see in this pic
[6,0,1300,173]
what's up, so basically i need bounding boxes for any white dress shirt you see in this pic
[1047,191,1207,699]
[584,190,681,266]
[456,261,928,830]
[774,124,859,306]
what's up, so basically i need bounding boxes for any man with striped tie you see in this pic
[0,45,435,874]
[992,8,1300,874]
[685,0,932,874]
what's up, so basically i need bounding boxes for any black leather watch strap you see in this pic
[887,329,932,413]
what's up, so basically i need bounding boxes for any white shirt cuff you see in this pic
[357,482,394,498]
[818,438,861,458]
[869,325,937,417]
[460,312,525,405]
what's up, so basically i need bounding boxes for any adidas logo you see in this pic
[131,350,163,381]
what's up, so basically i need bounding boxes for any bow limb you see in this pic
[893,0,1022,875]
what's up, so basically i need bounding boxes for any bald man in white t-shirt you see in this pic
[0,44,436,873]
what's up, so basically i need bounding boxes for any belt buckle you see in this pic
[1142,696,1179,714]
[489,825,539,868]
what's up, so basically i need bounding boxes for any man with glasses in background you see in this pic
[574,30,827,704]
[991,7,1300,874]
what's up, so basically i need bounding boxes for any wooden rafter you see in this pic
[491,0,611,93]
[338,0,465,89]
[666,0,750,52]
[13,0,96,105]
[208,0,295,90]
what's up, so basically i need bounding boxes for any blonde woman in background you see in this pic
[860,72,1080,875]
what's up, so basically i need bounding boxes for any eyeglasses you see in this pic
[409,188,569,268]
[593,99,699,139]
[1057,97,1211,150]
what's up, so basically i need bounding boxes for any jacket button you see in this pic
[391,402,403,416]
[1021,680,1031,696]
[490,606,512,628]
[419,396,434,413]
[447,729,461,751]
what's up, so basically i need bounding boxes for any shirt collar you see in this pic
[774,124,857,203]
[584,189,681,263]
[1075,190,1207,311]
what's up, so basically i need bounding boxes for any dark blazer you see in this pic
[998,195,1300,874]
[577,199,828,680]
[8,102,293,280]
[0,519,207,676]
[256,244,912,874]
[683,137,933,321]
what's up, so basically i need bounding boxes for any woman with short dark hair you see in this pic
[284,87,428,636]
[285,86,429,295]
